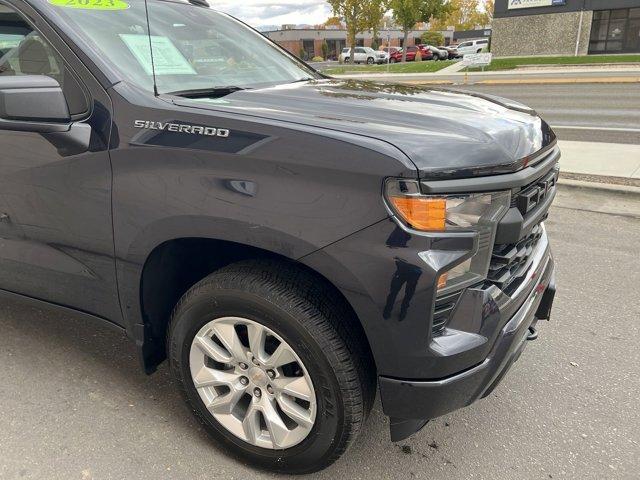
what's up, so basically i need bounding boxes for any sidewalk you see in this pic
[558,141,640,179]
[556,140,640,203]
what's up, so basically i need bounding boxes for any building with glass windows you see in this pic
[491,0,640,57]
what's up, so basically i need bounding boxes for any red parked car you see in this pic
[389,45,433,63]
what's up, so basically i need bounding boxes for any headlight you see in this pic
[384,178,511,293]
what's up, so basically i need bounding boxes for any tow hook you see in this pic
[526,326,539,341]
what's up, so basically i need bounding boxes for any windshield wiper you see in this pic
[167,86,246,99]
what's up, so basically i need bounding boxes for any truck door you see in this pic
[0,2,121,322]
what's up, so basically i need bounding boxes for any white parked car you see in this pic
[455,39,490,56]
[339,47,386,64]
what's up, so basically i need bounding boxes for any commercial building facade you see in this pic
[264,29,448,60]
[491,0,640,56]
[264,28,491,60]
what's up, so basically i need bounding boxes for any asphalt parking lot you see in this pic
[1,188,639,480]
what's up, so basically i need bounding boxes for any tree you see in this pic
[483,0,495,24]
[323,16,343,28]
[431,0,492,31]
[363,0,390,51]
[321,41,329,60]
[390,0,449,62]
[328,0,369,58]
[420,31,445,46]
[329,0,391,56]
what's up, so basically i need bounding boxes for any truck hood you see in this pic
[173,79,556,178]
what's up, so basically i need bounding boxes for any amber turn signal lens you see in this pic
[389,196,446,231]
[437,273,448,289]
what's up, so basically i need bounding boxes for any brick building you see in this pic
[264,28,456,60]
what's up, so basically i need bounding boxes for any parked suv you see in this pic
[456,38,490,55]
[339,46,386,64]
[0,0,557,474]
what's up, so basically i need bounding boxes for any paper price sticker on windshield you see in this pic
[120,34,197,76]
[49,0,130,10]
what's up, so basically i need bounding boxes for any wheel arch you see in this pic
[131,230,377,377]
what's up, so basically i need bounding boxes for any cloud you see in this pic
[213,0,332,27]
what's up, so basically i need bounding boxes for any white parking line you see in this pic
[553,125,640,133]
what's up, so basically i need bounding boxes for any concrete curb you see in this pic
[557,179,640,197]
[556,179,640,219]
[474,76,640,85]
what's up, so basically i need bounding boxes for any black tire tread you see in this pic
[167,259,375,472]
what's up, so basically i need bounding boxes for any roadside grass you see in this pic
[466,54,640,71]
[324,60,455,75]
[325,54,640,76]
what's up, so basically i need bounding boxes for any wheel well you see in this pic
[139,238,375,374]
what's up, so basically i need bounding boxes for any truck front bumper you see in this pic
[379,254,556,441]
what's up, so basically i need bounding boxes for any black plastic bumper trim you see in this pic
[379,260,555,440]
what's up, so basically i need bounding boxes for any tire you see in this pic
[168,259,374,474]
[366,57,374,65]
[390,57,396,63]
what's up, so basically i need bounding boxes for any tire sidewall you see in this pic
[169,286,348,471]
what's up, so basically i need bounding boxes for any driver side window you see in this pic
[0,5,88,116]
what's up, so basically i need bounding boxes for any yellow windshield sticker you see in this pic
[48,0,130,10]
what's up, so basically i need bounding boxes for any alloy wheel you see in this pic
[189,317,317,449]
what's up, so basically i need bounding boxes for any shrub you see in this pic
[321,41,329,60]
[312,56,325,62]
[419,31,445,46]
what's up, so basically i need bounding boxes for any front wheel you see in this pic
[168,260,374,473]
[389,57,396,63]
[366,57,374,64]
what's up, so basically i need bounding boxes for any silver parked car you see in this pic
[339,47,386,64]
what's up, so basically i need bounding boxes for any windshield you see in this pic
[46,0,318,94]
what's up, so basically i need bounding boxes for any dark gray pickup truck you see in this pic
[0,0,557,473]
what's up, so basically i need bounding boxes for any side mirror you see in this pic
[0,75,71,133]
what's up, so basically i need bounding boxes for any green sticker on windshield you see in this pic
[48,0,130,10]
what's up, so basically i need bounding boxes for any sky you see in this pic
[214,0,332,28]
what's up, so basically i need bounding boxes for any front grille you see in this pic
[486,166,557,294]
[432,164,557,333]
[488,223,544,294]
